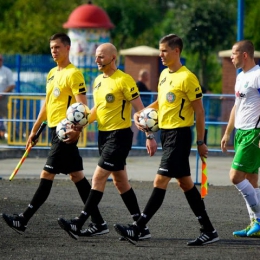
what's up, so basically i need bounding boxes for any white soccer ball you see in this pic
[138,108,159,132]
[66,102,91,126]
[56,118,73,141]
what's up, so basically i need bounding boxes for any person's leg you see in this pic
[78,166,110,223]
[178,176,215,232]
[112,167,152,240]
[71,171,105,225]
[231,129,260,236]
[113,174,170,244]
[245,174,259,221]
[2,171,54,234]
[135,174,169,228]
[231,169,260,213]
[234,185,260,238]
[112,167,141,222]
[175,176,219,246]
[235,173,259,235]
[58,165,110,239]
[23,171,55,223]
[230,169,260,236]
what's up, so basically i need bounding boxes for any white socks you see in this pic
[245,188,260,222]
[235,179,260,219]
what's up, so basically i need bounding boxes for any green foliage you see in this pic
[244,0,260,49]
[185,52,222,93]
[157,0,236,92]
[0,0,258,94]
[0,0,84,54]
[94,0,163,49]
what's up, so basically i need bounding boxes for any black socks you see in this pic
[75,177,105,224]
[121,188,141,222]
[23,178,53,223]
[137,187,166,228]
[184,185,214,232]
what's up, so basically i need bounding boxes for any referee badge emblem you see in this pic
[53,87,60,97]
[166,92,175,103]
[106,93,115,103]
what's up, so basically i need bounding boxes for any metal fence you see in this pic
[0,92,235,149]
[3,54,123,94]
[0,92,235,184]
[0,54,236,149]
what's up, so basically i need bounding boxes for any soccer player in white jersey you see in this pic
[221,40,260,237]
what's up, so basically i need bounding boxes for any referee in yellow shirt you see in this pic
[114,34,220,246]
[58,43,157,240]
[2,33,106,236]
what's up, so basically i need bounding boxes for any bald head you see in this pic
[96,43,117,56]
[95,43,118,74]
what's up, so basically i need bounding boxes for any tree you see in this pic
[244,0,260,50]
[156,0,236,92]
[0,0,84,54]
[0,0,251,94]
[94,0,162,49]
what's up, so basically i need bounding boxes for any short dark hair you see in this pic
[235,40,254,59]
[49,33,71,46]
[160,34,183,53]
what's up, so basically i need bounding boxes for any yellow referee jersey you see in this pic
[158,66,202,129]
[46,64,87,128]
[93,69,139,131]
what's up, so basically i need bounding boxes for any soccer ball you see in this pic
[138,108,159,132]
[66,102,91,126]
[56,118,73,141]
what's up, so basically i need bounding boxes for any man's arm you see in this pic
[75,93,87,105]
[64,93,87,143]
[221,105,235,152]
[3,84,15,93]
[26,100,47,149]
[191,99,208,159]
[131,97,158,156]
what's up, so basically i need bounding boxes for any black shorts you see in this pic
[158,127,192,178]
[43,128,83,174]
[98,128,133,171]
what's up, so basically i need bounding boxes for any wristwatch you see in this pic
[146,133,155,140]
[196,140,204,146]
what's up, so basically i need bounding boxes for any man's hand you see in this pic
[146,138,157,156]
[197,143,208,161]
[133,112,147,132]
[221,133,230,152]
[26,133,38,149]
[71,124,84,132]
[63,128,81,144]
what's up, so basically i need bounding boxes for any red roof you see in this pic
[63,4,114,29]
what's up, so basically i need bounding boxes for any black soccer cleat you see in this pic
[187,230,220,246]
[119,226,151,241]
[58,217,81,240]
[2,213,27,234]
[79,222,109,237]
[114,223,140,245]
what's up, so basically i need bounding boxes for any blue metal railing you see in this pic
[0,92,236,184]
